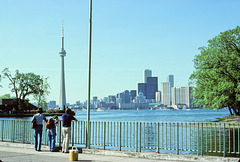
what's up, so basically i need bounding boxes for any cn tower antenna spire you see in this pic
[59,23,67,110]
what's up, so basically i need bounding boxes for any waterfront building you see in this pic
[123,90,130,103]
[108,95,116,103]
[138,83,147,97]
[167,75,174,103]
[130,90,137,102]
[59,25,67,110]
[155,91,161,103]
[48,101,56,108]
[93,96,98,108]
[136,92,147,103]
[143,69,152,83]
[146,77,158,99]
[161,82,170,106]
[172,86,192,108]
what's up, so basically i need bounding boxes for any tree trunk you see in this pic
[228,107,233,115]
[232,107,238,115]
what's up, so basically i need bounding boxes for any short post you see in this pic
[223,123,226,157]
[119,122,122,151]
[104,122,106,150]
[1,120,4,142]
[177,123,179,155]
[136,122,138,152]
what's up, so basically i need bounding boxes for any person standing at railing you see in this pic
[58,108,78,153]
[31,108,47,151]
[46,115,58,152]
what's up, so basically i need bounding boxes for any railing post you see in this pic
[201,123,203,156]
[223,123,226,157]
[72,122,75,146]
[58,121,62,147]
[157,122,160,153]
[136,122,138,152]
[11,120,15,143]
[177,123,179,155]
[22,121,25,143]
[139,122,142,152]
[119,122,122,151]
[1,120,4,142]
[104,122,106,150]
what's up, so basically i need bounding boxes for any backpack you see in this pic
[46,118,55,129]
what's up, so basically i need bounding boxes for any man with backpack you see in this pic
[31,108,47,151]
[46,115,58,152]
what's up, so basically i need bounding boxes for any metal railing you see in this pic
[0,119,239,157]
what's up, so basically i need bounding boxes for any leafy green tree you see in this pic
[33,77,50,108]
[189,26,240,115]
[2,68,50,111]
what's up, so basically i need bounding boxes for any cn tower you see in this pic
[59,25,66,110]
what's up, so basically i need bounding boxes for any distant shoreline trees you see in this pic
[1,68,50,112]
[189,26,240,115]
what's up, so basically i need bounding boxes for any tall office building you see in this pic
[138,83,147,97]
[130,90,137,102]
[143,69,152,83]
[161,82,170,106]
[146,77,158,99]
[167,75,174,102]
[155,91,161,103]
[59,25,67,110]
[172,87,192,108]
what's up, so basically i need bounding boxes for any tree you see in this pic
[189,26,240,115]
[33,76,50,108]
[2,68,50,111]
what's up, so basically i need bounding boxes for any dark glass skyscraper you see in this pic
[138,83,147,97]
[146,77,158,99]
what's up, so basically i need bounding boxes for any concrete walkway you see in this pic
[0,142,239,162]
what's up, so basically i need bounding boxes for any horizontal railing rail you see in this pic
[0,119,239,157]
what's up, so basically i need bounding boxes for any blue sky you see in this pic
[0,0,240,104]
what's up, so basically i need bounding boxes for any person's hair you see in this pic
[37,108,43,113]
[66,108,71,114]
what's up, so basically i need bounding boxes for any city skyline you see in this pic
[1,0,240,103]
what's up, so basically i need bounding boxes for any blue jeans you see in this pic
[34,125,43,151]
[48,134,56,151]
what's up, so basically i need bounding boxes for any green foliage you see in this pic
[2,68,50,110]
[189,26,240,115]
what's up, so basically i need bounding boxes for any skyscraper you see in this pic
[167,75,174,102]
[161,82,170,106]
[172,87,192,108]
[146,77,158,99]
[59,25,67,110]
[143,69,152,83]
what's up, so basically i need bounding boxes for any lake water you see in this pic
[73,108,229,122]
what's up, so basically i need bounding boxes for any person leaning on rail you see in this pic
[58,108,78,153]
[31,108,47,151]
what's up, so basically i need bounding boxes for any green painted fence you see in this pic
[0,119,239,157]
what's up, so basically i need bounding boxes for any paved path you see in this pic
[0,142,239,162]
[0,146,180,162]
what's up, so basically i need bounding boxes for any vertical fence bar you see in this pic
[157,122,160,153]
[136,122,138,152]
[119,122,122,151]
[165,123,167,150]
[72,122,75,146]
[104,122,106,150]
[233,124,235,153]
[177,123,179,155]
[139,122,142,152]
[223,123,226,157]
[229,123,231,154]
[22,121,25,143]
[197,123,199,155]
[201,123,203,156]
[1,120,4,141]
